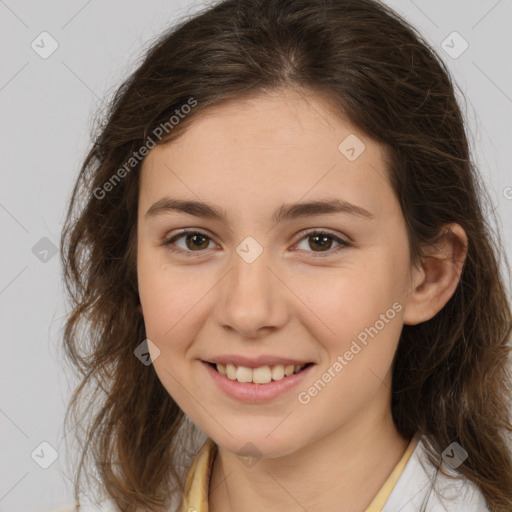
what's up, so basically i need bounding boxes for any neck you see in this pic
[208,383,411,512]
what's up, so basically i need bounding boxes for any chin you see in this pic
[209,427,304,460]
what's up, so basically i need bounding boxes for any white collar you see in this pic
[382,435,489,511]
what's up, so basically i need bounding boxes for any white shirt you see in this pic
[382,435,489,511]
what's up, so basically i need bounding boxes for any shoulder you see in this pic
[382,435,489,511]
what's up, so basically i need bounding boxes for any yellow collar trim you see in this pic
[178,436,419,512]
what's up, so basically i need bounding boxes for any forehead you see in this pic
[151,88,369,157]
[139,88,394,221]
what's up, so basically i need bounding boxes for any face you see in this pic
[136,87,414,458]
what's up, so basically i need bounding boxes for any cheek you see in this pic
[296,271,405,429]
[137,254,207,400]
[290,257,406,346]
[137,248,204,346]
[292,252,407,412]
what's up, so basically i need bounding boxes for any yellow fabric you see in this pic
[363,436,419,511]
[178,435,419,512]
[179,437,218,512]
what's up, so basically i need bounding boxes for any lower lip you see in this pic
[202,361,315,403]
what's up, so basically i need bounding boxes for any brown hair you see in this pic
[60,0,512,510]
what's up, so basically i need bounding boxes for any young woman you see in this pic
[60,0,512,510]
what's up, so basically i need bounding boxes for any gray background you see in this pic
[1,0,511,510]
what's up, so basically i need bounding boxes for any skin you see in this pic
[136,87,467,512]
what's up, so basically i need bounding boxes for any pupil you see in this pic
[187,234,208,250]
[311,234,331,251]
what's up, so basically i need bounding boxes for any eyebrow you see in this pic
[145,197,374,223]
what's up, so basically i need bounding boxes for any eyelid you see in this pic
[297,227,349,244]
[291,228,350,257]
[162,228,218,257]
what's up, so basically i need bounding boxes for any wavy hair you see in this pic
[60,0,512,510]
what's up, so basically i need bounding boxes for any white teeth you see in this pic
[253,365,272,384]
[215,362,307,383]
[284,364,295,376]
[226,363,237,380]
[236,366,253,383]
[271,365,285,380]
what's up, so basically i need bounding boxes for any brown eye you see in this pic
[308,233,335,251]
[183,233,210,250]
[163,230,215,255]
[294,230,350,257]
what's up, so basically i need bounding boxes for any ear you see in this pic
[403,223,468,325]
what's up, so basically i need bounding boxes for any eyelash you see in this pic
[161,228,350,258]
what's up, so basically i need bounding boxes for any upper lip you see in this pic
[204,354,313,368]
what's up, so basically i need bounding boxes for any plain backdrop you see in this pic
[1,0,511,510]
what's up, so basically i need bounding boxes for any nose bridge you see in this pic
[215,240,287,335]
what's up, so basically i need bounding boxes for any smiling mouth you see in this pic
[206,361,314,384]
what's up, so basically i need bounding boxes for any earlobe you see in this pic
[402,223,468,326]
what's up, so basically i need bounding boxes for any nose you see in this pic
[214,247,289,338]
